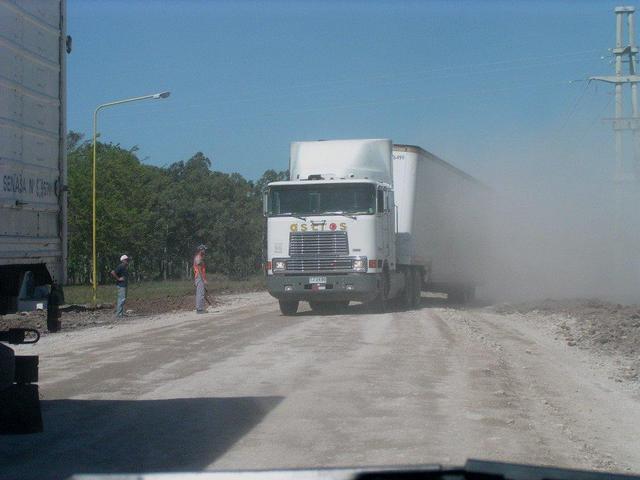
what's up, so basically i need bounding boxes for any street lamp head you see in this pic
[153,91,171,99]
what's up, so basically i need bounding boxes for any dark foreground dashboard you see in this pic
[70,459,640,480]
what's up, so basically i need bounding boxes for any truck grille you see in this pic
[289,231,349,257]
[286,257,353,272]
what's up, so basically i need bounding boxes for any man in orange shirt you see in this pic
[193,245,207,313]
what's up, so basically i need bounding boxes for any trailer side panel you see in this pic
[0,0,66,312]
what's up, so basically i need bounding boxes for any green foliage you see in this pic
[253,168,289,196]
[67,131,285,284]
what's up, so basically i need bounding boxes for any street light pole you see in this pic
[91,91,170,304]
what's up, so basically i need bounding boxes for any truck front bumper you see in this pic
[266,273,380,303]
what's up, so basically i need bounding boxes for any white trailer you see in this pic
[263,139,488,315]
[0,0,69,434]
[393,144,489,302]
[0,0,68,331]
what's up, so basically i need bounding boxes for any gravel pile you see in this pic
[491,299,640,381]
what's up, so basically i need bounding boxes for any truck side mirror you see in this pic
[376,189,384,214]
[263,191,269,216]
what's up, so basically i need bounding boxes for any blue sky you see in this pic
[68,0,626,186]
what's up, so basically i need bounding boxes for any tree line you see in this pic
[66,132,287,284]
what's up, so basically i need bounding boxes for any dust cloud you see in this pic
[480,169,640,304]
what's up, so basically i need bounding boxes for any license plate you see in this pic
[309,276,327,284]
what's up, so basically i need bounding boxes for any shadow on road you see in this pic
[1,395,283,480]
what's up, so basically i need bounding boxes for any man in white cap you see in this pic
[110,254,130,317]
[193,245,207,313]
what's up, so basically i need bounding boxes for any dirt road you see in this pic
[3,293,640,479]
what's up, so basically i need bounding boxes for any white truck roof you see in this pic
[289,139,392,184]
[267,178,384,187]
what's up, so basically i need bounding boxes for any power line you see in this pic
[98,55,600,122]
[84,48,603,119]
[92,78,572,134]
[555,80,594,134]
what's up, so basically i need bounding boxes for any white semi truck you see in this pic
[263,139,489,315]
[0,0,69,433]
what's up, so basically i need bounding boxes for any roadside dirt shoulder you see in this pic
[488,299,640,385]
[0,289,269,335]
[435,304,640,473]
[11,291,274,358]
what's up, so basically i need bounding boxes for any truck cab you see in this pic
[263,139,400,315]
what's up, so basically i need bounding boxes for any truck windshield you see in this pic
[268,183,376,216]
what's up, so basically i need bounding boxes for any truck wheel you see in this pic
[46,317,60,333]
[402,270,414,309]
[373,274,389,313]
[465,286,476,303]
[378,293,388,313]
[412,269,422,308]
[46,303,61,333]
[46,284,63,333]
[279,300,298,316]
[448,286,474,305]
[447,288,465,305]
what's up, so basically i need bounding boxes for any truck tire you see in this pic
[465,286,476,303]
[412,268,422,308]
[46,284,63,333]
[278,300,299,316]
[372,273,389,313]
[46,303,61,333]
[402,270,414,310]
[447,288,465,305]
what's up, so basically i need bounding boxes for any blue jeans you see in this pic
[195,277,205,312]
[116,286,127,317]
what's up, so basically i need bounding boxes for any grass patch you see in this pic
[64,274,265,305]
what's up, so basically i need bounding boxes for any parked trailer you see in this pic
[0,0,68,330]
[0,0,69,434]
[263,139,489,315]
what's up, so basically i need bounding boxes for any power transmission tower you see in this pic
[591,6,640,181]
[590,6,640,300]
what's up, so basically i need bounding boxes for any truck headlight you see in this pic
[352,257,368,272]
[273,260,286,272]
